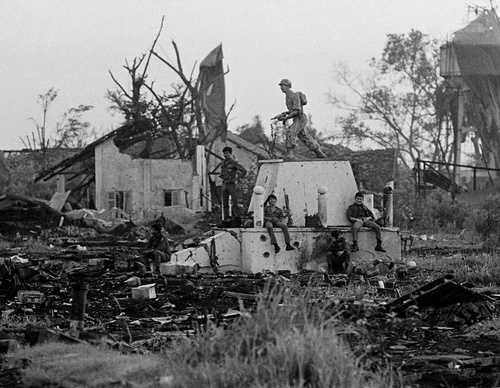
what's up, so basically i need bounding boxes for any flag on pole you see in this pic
[198,44,227,143]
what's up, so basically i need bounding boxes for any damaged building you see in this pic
[34,124,268,223]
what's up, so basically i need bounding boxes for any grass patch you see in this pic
[8,342,164,387]
[160,284,396,388]
[410,252,500,288]
[1,314,52,331]
[21,237,53,252]
[8,284,397,387]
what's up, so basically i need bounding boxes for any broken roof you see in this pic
[225,131,269,159]
[35,125,269,183]
[34,127,122,183]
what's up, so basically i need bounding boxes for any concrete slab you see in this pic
[169,231,242,273]
[159,262,199,275]
[170,227,401,274]
[239,227,400,273]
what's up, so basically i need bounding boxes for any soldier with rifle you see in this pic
[220,146,247,221]
[271,78,326,160]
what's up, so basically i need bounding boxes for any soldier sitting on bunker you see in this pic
[326,230,351,274]
[264,194,294,254]
[346,191,386,253]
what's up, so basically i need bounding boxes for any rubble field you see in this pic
[1,227,500,387]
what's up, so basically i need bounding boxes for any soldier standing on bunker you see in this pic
[272,78,326,159]
[220,146,247,220]
[346,191,386,253]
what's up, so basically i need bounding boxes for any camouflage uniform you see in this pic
[326,236,351,274]
[284,89,321,154]
[264,205,291,245]
[346,197,386,252]
[143,231,171,272]
[220,157,247,219]
[346,203,382,241]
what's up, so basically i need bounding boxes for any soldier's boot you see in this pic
[314,148,326,158]
[375,239,387,252]
[273,243,281,254]
[351,242,359,252]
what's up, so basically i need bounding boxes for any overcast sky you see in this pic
[0,0,492,150]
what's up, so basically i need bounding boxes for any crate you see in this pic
[365,267,380,278]
[17,290,44,304]
[88,258,104,270]
[131,284,156,300]
[305,215,319,227]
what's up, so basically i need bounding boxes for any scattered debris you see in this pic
[0,224,499,388]
[387,275,496,327]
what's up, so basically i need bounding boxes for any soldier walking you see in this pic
[272,78,326,159]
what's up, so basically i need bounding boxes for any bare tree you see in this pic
[54,104,96,148]
[23,88,58,167]
[24,88,97,150]
[107,17,206,159]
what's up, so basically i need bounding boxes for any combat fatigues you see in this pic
[326,237,351,274]
[284,89,321,154]
[143,232,171,272]
[264,205,291,245]
[346,201,386,252]
[220,157,247,219]
[346,203,382,242]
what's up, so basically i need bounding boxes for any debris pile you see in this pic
[0,226,499,387]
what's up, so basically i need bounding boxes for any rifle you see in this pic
[283,188,293,227]
[209,228,219,274]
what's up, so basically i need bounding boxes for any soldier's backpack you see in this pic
[296,91,308,106]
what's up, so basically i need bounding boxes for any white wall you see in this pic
[249,160,359,227]
[95,138,195,219]
[94,136,264,221]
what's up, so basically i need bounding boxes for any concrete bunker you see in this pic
[165,159,401,274]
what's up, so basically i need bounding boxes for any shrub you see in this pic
[162,284,395,387]
[4,149,83,200]
[428,192,468,230]
[394,189,469,232]
[472,194,500,241]
[5,152,55,199]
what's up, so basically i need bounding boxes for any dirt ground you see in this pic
[1,228,500,387]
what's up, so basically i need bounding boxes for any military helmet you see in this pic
[279,78,292,87]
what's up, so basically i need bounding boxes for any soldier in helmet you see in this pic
[272,78,326,160]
